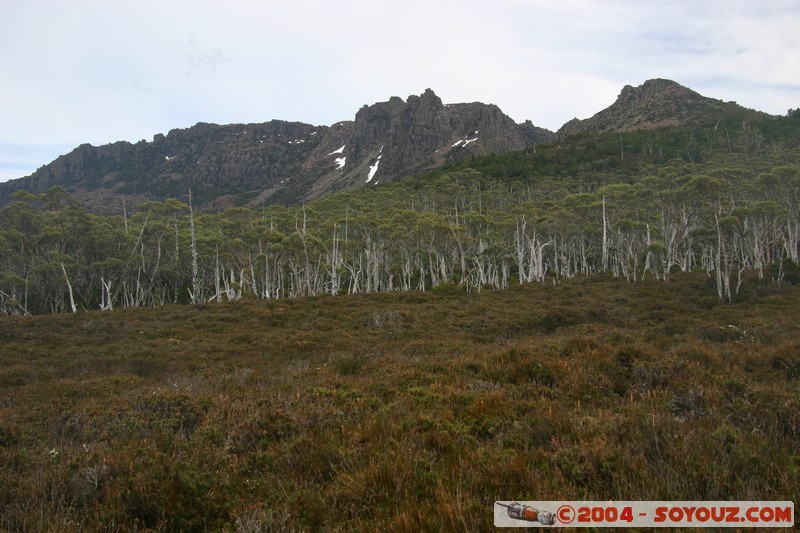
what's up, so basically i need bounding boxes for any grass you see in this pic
[1,273,798,531]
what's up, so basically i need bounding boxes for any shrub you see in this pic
[538,305,580,332]
[333,355,365,376]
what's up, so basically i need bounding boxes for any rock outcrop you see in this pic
[556,79,769,138]
[0,89,553,213]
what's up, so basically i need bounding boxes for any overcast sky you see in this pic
[1,0,799,183]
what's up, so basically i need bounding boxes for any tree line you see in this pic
[1,136,799,315]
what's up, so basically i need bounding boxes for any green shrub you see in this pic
[538,305,580,332]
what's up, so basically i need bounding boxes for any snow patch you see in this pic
[328,145,346,155]
[452,137,478,148]
[366,156,381,183]
[334,157,346,169]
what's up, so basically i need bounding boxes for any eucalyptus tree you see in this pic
[114,208,155,308]
[0,229,31,315]
[413,211,454,289]
[561,192,603,277]
[768,165,800,262]
[211,207,264,300]
[508,208,551,284]
[154,198,190,303]
[597,183,641,278]
[542,209,582,280]
[653,180,699,275]
[677,174,737,299]
[188,190,201,304]
[0,198,42,314]
[387,209,423,292]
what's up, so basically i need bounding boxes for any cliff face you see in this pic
[0,90,553,214]
[556,78,770,138]
[321,89,553,194]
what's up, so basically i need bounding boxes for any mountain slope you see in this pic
[0,79,780,214]
[0,90,552,214]
[557,78,771,138]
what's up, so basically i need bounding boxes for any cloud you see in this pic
[0,143,75,183]
[1,0,798,183]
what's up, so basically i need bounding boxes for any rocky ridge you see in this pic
[0,90,552,214]
[0,79,775,214]
[557,78,770,138]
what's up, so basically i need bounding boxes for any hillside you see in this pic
[557,79,771,138]
[1,275,798,530]
[0,90,552,214]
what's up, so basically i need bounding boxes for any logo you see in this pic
[494,501,794,528]
[495,502,556,525]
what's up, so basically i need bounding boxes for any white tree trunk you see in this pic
[188,189,200,304]
[61,262,77,313]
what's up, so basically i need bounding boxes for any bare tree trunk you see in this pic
[515,217,528,284]
[122,194,129,235]
[173,214,180,303]
[329,223,340,295]
[715,212,730,302]
[188,189,200,304]
[213,248,222,302]
[100,277,113,311]
[61,262,77,313]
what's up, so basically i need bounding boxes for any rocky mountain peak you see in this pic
[326,89,552,193]
[619,78,688,98]
[556,78,765,138]
[414,87,444,106]
[1,89,553,213]
[614,78,702,114]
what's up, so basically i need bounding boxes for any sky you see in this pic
[1,0,799,183]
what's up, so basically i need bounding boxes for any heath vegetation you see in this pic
[1,273,799,531]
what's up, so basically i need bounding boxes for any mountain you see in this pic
[557,78,771,138]
[0,80,778,214]
[0,89,552,214]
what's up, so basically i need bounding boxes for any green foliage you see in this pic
[768,259,800,285]
[2,116,800,313]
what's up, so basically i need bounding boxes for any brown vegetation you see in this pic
[1,273,798,531]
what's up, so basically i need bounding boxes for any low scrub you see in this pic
[0,273,798,530]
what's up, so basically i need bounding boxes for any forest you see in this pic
[1,113,799,316]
